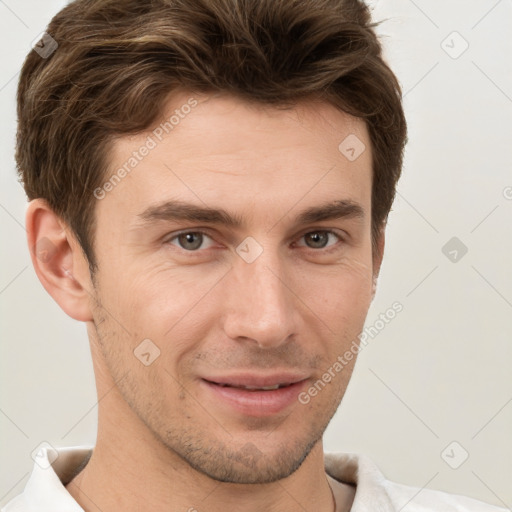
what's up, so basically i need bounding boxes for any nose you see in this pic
[221,246,300,349]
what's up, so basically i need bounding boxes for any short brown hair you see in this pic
[16,0,407,274]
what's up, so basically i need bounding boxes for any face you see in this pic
[88,91,381,484]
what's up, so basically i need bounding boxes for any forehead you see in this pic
[98,92,372,228]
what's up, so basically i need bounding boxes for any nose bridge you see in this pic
[222,239,298,347]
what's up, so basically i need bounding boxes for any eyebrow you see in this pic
[135,198,365,229]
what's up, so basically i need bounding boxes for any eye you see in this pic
[295,230,344,251]
[166,230,215,251]
[164,228,345,254]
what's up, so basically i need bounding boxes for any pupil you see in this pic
[179,232,202,250]
[307,232,328,248]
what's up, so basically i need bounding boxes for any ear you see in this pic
[26,198,94,322]
[371,223,386,301]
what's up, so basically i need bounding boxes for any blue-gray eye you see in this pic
[304,231,329,249]
[297,230,342,250]
[167,231,215,251]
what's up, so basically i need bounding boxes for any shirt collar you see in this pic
[325,451,395,511]
[19,445,90,511]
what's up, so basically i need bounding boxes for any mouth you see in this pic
[200,374,309,417]
[203,381,296,391]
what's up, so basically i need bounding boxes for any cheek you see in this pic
[104,261,177,314]
[295,255,374,315]
[109,267,214,360]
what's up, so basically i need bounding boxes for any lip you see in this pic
[200,373,309,417]
[201,372,310,388]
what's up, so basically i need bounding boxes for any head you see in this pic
[18,0,406,484]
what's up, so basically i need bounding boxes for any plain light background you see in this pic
[1,0,511,508]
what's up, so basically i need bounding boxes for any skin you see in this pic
[27,91,385,512]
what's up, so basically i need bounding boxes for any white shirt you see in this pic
[1,445,507,511]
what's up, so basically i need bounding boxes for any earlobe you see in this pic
[26,199,94,322]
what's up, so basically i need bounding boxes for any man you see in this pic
[3,0,506,510]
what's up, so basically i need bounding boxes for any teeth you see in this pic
[243,384,280,390]
[217,383,286,390]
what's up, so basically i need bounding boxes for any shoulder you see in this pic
[324,452,507,512]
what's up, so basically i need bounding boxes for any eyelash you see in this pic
[164,229,346,255]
